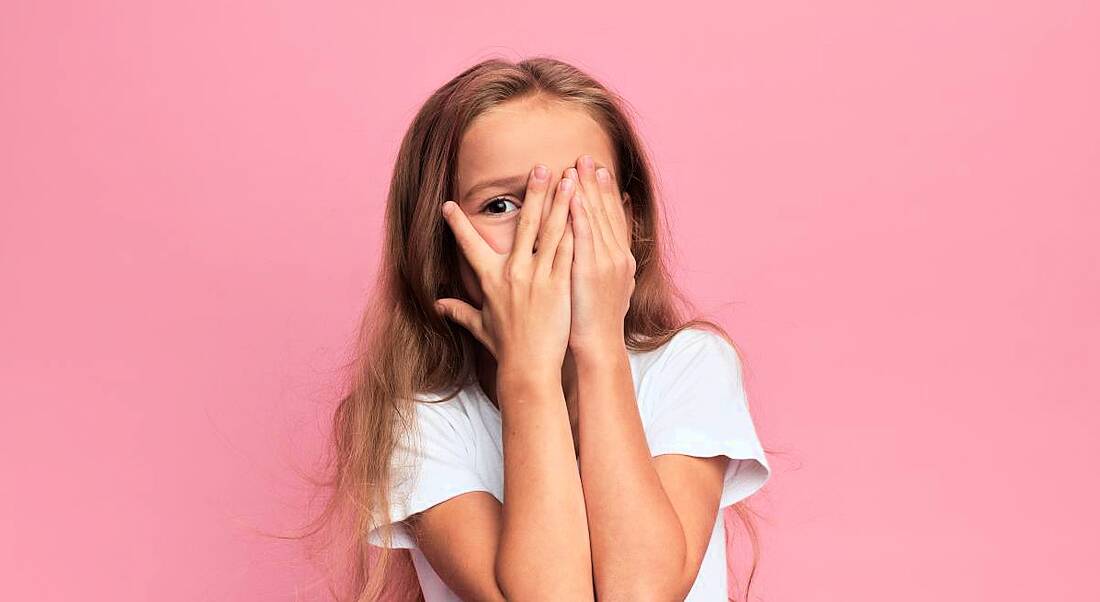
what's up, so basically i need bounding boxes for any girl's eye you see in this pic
[481,196,520,216]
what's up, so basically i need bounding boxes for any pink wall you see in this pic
[2,1,1097,600]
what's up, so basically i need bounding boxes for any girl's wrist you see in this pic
[497,363,562,401]
[570,336,628,367]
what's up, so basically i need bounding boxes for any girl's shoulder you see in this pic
[632,325,750,423]
[407,385,479,418]
[632,325,734,356]
[631,326,740,379]
[404,381,493,438]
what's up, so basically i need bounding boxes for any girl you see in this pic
[307,57,771,601]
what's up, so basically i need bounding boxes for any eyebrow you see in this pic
[461,173,530,204]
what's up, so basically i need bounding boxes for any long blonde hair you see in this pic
[289,55,771,602]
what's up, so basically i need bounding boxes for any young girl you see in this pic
[310,57,771,602]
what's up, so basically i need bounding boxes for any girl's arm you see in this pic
[407,368,595,601]
[561,155,729,598]
[411,166,594,600]
[575,345,727,600]
[494,365,594,599]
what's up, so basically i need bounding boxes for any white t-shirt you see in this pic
[367,326,771,601]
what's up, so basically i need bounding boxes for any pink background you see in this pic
[2,1,1097,600]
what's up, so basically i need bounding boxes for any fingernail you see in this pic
[596,168,609,183]
[581,155,594,168]
[560,178,574,190]
[533,164,548,180]
[442,202,454,216]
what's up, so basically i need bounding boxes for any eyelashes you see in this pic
[480,195,521,216]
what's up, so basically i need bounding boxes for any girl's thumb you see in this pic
[434,299,495,358]
[434,298,480,334]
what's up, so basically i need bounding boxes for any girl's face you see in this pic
[452,97,630,307]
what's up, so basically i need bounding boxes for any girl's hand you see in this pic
[435,164,577,375]
[565,154,636,359]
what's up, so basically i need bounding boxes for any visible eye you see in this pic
[481,196,520,216]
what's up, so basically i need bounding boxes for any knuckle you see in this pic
[504,262,529,284]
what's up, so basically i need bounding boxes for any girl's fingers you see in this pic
[566,168,606,261]
[534,174,576,279]
[535,171,558,255]
[576,187,608,262]
[569,189,595,268]
[597,167,631,251]
[441,201,497,279]
[433,297,490,351]
[510,164,552,263]
[576,155,619,254]
[552,214,574,281]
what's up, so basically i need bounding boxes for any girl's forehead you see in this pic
[455,105,617,199]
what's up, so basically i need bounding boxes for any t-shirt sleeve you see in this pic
[642,328,771,509]
[366,397,491,549]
